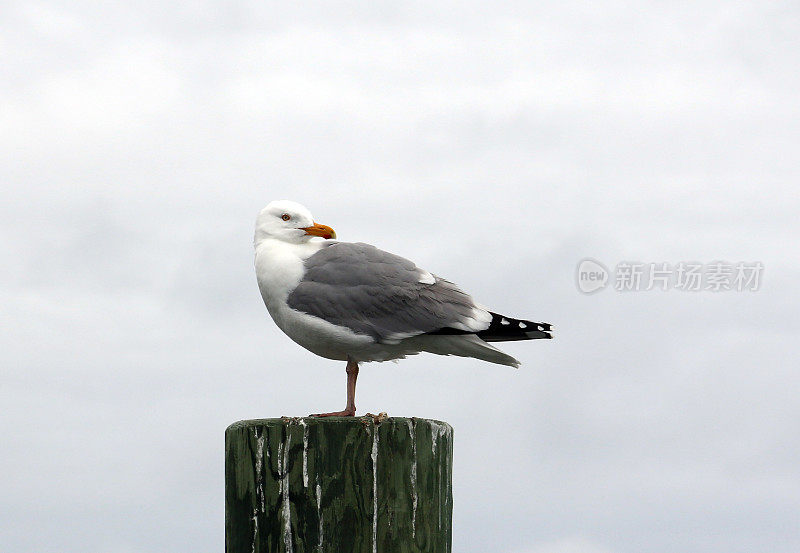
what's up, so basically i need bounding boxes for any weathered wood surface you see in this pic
[225,417,453,553]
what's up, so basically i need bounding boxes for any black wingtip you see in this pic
[477,312,553,342]
[424,313,553,341]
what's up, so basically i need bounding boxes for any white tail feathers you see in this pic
[416,334,521,367]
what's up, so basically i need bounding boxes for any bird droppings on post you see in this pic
[225,417,453,553]
[254,428,266,512]
[300,419,309,489]
[315,479,323,551]
[371,425,379,553]
[429,420,451,457]
[280,432,293,553]
[407,418,418,539]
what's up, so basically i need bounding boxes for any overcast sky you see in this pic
[2,2,799,553]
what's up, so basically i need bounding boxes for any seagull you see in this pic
[254,200,552,417]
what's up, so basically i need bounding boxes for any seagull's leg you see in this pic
[311,358,359,417]
[345,358,359,413]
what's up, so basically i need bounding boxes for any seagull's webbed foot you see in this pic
[309,407,356,418]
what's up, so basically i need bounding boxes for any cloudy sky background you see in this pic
[2,2,798,552]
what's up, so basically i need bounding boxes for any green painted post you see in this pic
[225,417,453,553]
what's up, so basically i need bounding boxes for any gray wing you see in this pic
[286,242,490,343]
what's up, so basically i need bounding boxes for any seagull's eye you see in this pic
[281,214,291,221]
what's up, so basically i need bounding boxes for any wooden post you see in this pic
[225,417,453,553]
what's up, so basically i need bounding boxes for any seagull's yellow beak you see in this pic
[301,222,336,240]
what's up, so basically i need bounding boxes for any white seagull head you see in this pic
[254,200,337,245]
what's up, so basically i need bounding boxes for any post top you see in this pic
[226,416,451,434]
